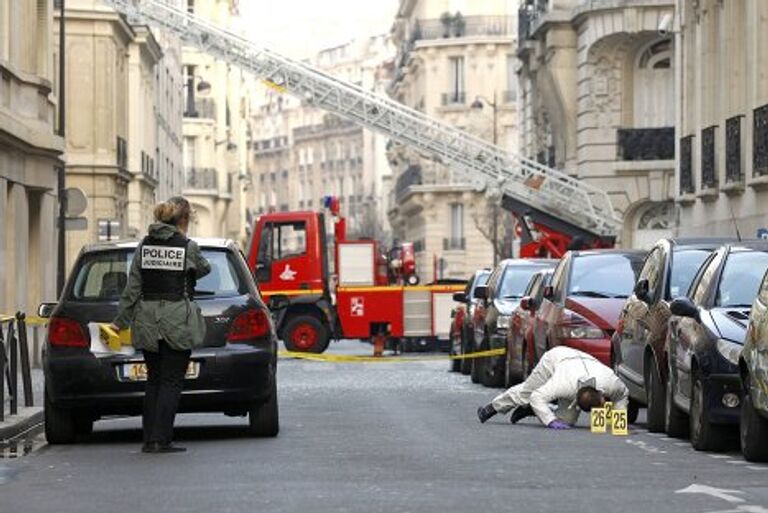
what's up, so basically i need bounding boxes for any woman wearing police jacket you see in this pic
[111,196,211,454]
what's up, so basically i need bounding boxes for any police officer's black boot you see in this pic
[509,405,535,424]
[477,403,498,423]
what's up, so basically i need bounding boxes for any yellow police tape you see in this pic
[278,347,505,363]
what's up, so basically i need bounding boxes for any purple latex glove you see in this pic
[547,419,571,430]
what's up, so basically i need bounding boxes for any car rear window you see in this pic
[716,251,768,308]
[669,249,712,298]
[499,266,550,299]
[69,248,247,301]
[568,253,644,299]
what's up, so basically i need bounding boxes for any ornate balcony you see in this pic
[411,15,515,42]
[395,165,422,202]
[185,167,218,191]
[441,92,466,106]
[679,135,695,197]
[616,127,675,161]
[184,98,216,119]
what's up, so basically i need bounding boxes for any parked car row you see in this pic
[451,238,768,462]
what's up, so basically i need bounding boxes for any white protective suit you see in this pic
[491,346,629,426]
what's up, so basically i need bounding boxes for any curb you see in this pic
[0,407,44,441]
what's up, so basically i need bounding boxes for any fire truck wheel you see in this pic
[282,316,330,353]
[406,274,420,286]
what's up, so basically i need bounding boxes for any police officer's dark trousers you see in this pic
[142,341,191,445]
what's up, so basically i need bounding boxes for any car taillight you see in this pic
[48,317,88,348]
[228,309,270,342]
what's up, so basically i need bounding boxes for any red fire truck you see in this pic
[245,197,464,353]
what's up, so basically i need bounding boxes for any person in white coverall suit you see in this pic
[477,346,629,429]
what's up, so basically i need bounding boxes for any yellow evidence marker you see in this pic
[99,324,131,352]
[611,409,629,436]
[604,401,613,429]
[590,407,607,433]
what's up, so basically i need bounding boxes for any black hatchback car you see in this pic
[612,238,733,432]
[40,238,279,444]
[666,242,768,451]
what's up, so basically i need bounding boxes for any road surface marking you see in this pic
[675,484,745,503]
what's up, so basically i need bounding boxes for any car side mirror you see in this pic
[670,297,700,321]
[520,296,534,312]
[453,292,467,303]
[634,279,650,303]
[543,285,554,299]
[473,285,488,300]
[38,302,57,319]
[268,294,290,311]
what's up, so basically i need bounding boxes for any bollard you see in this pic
[16,313,34,407]
[8,319,18,416]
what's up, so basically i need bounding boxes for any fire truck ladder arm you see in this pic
[106,0,622,239]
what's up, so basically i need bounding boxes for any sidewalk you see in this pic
[0,369,45,441]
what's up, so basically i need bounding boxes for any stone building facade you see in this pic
[388,0,519,279]
[0,0,64,314]
[518,0,676,249]
[675,0,768,238]
[248,35,395,241]
[182,0,251,241]
[55,1,185,267]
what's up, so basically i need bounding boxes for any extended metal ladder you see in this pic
[106,0,622,239]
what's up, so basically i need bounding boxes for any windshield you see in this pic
[669,249,712,298]
[69,248,247,301]
[498,266,547,299]
[568,254,644,299]
[716,251,768,308]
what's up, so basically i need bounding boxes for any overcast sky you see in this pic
[241,0,400,59]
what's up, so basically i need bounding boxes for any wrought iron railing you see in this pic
[701,126,717,190]
[411,15,515,42]
[184,98,216,119]
[441,92,466,106]
[185,167,218,190]
[680,135,695,195]
[725,115,743,183]
[443,237,466,251]
[754,104,768,176]
[616,127,675,161]
[395,164,422,201]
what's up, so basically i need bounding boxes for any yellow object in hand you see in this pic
[99,324,131,351]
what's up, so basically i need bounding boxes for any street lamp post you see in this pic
[471,92,501,266]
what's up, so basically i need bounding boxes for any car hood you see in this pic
[711,307,750,344]
[564,297,626,330]
[493,298,519,315]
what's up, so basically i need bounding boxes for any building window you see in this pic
[725,115,743,184]
[187,0,194,13]
[701,126,717,190]
[183,136,196,169]
[505,55,517,103]
[680,135,695,195]
[448,203,464,250]
[754,104,768,177]
[447,56,465,104]
[184,65,196,116]
[633,39,673,128]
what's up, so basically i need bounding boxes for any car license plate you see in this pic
[121,361,199,382]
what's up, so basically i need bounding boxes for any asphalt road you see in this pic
[1,340,767,513]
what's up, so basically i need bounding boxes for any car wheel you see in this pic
[406,274,420,286]
[460,334,472,375]
[449,331,461,373]
[248,371,279,437]
[481,354,505,388]
[690,371,728,452]
[627,399,640,425]
[44,388,76,445]
[664,366,689,438]
[470,339,485,385]
[646,360,666,433]
[282,315,329,353]
[74,416,94,437]
[741,382,768,462]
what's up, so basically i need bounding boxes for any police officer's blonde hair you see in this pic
[154,196,192,226]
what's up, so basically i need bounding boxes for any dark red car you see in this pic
[533,250,646,366]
